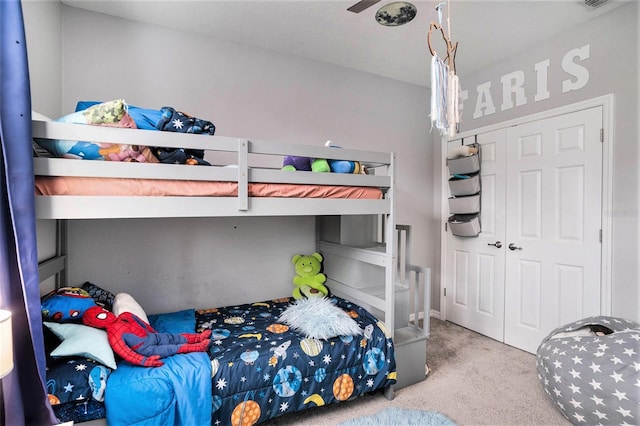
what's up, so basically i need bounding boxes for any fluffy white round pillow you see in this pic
[112,293,149,324]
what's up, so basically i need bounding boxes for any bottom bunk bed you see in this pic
[42,285,396,425]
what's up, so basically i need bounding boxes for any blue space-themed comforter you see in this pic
[196,296,397,425]
[103,297,395,425]
[104,309,212,426]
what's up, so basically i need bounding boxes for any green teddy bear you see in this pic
[291,253,329,299]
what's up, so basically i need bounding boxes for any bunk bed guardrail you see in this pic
[32,120,394,219]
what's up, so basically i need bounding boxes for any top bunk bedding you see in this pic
[32,111,394,220]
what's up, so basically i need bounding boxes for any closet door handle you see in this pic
[508,243,523,251]
[487,241,502,248]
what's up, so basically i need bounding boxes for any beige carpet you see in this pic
[263,318,570,425]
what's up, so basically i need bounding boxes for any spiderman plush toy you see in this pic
[83,306,211,367]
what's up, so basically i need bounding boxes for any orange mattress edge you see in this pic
[34,176,383,200]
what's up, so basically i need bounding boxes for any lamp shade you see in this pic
[0,309,13,378]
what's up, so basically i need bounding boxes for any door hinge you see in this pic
[599,229,602,243]
[445,222,448,232]
[444,288,447,297]
[600,128,604,143]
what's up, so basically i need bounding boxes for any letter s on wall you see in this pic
[562,44,591,93]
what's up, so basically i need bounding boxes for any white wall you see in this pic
[23,5,434,314]
[446,2,639,322]
[66,217,316,313]
[22,0,62,118]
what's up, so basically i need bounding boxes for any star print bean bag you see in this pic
[536,316,640,424]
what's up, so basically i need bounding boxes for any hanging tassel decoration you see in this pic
[446,70,460,138]
[430,55,449,135]
[428,0,461,138]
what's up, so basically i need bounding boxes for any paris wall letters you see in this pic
[462,44,591,120]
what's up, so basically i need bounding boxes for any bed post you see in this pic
[55,219,68,288]
[237,139,249,211]
[383,153,397,401]
[38,219,68,290]
[385,152,396,335]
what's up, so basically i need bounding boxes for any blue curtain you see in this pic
[1,1,57,424]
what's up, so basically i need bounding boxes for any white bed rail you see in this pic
[32,121,392,180]
[32,120,394,219]
[404,264,431,336]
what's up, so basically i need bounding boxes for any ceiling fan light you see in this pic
[375,2,417,26]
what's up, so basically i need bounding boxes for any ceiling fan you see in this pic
[347,0,382,13]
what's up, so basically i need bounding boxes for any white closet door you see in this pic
[444,106,604,354]
[444,130,506,341]
[503,107,603,353]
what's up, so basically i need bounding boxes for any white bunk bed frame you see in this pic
[33,120,430,394]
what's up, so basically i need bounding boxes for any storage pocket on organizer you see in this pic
[448,193,480,214]
[448,173,480,196]
[446,149,480,175]
[448,214,481,237]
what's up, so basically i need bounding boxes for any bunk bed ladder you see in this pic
[392,224,431,390]
[392,262,431,390]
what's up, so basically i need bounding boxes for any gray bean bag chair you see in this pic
[536,316,640,425]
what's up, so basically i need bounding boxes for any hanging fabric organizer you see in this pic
[446,142,481,237]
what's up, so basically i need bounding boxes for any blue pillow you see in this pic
[41,287,97,323]
[149,309,195,334]
[44,322,117,370]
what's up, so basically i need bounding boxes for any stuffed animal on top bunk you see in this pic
[282,141,364,173]
[282,155,330,172]
[82,306,211,367]
[324,141,365,174]
[291,252,330,299]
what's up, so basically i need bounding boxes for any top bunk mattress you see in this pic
[34,176,383,199]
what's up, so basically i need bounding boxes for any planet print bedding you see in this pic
[195,295,397,425]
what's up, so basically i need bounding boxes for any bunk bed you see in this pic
[33,118,431,425]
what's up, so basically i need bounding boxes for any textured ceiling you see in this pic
[62,0,631,87]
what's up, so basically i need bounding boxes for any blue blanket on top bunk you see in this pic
[104,309,212,426]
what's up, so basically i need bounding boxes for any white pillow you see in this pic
[112,293,149,324]
[278,297,362,340]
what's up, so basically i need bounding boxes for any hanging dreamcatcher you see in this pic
[428,1,461,139]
